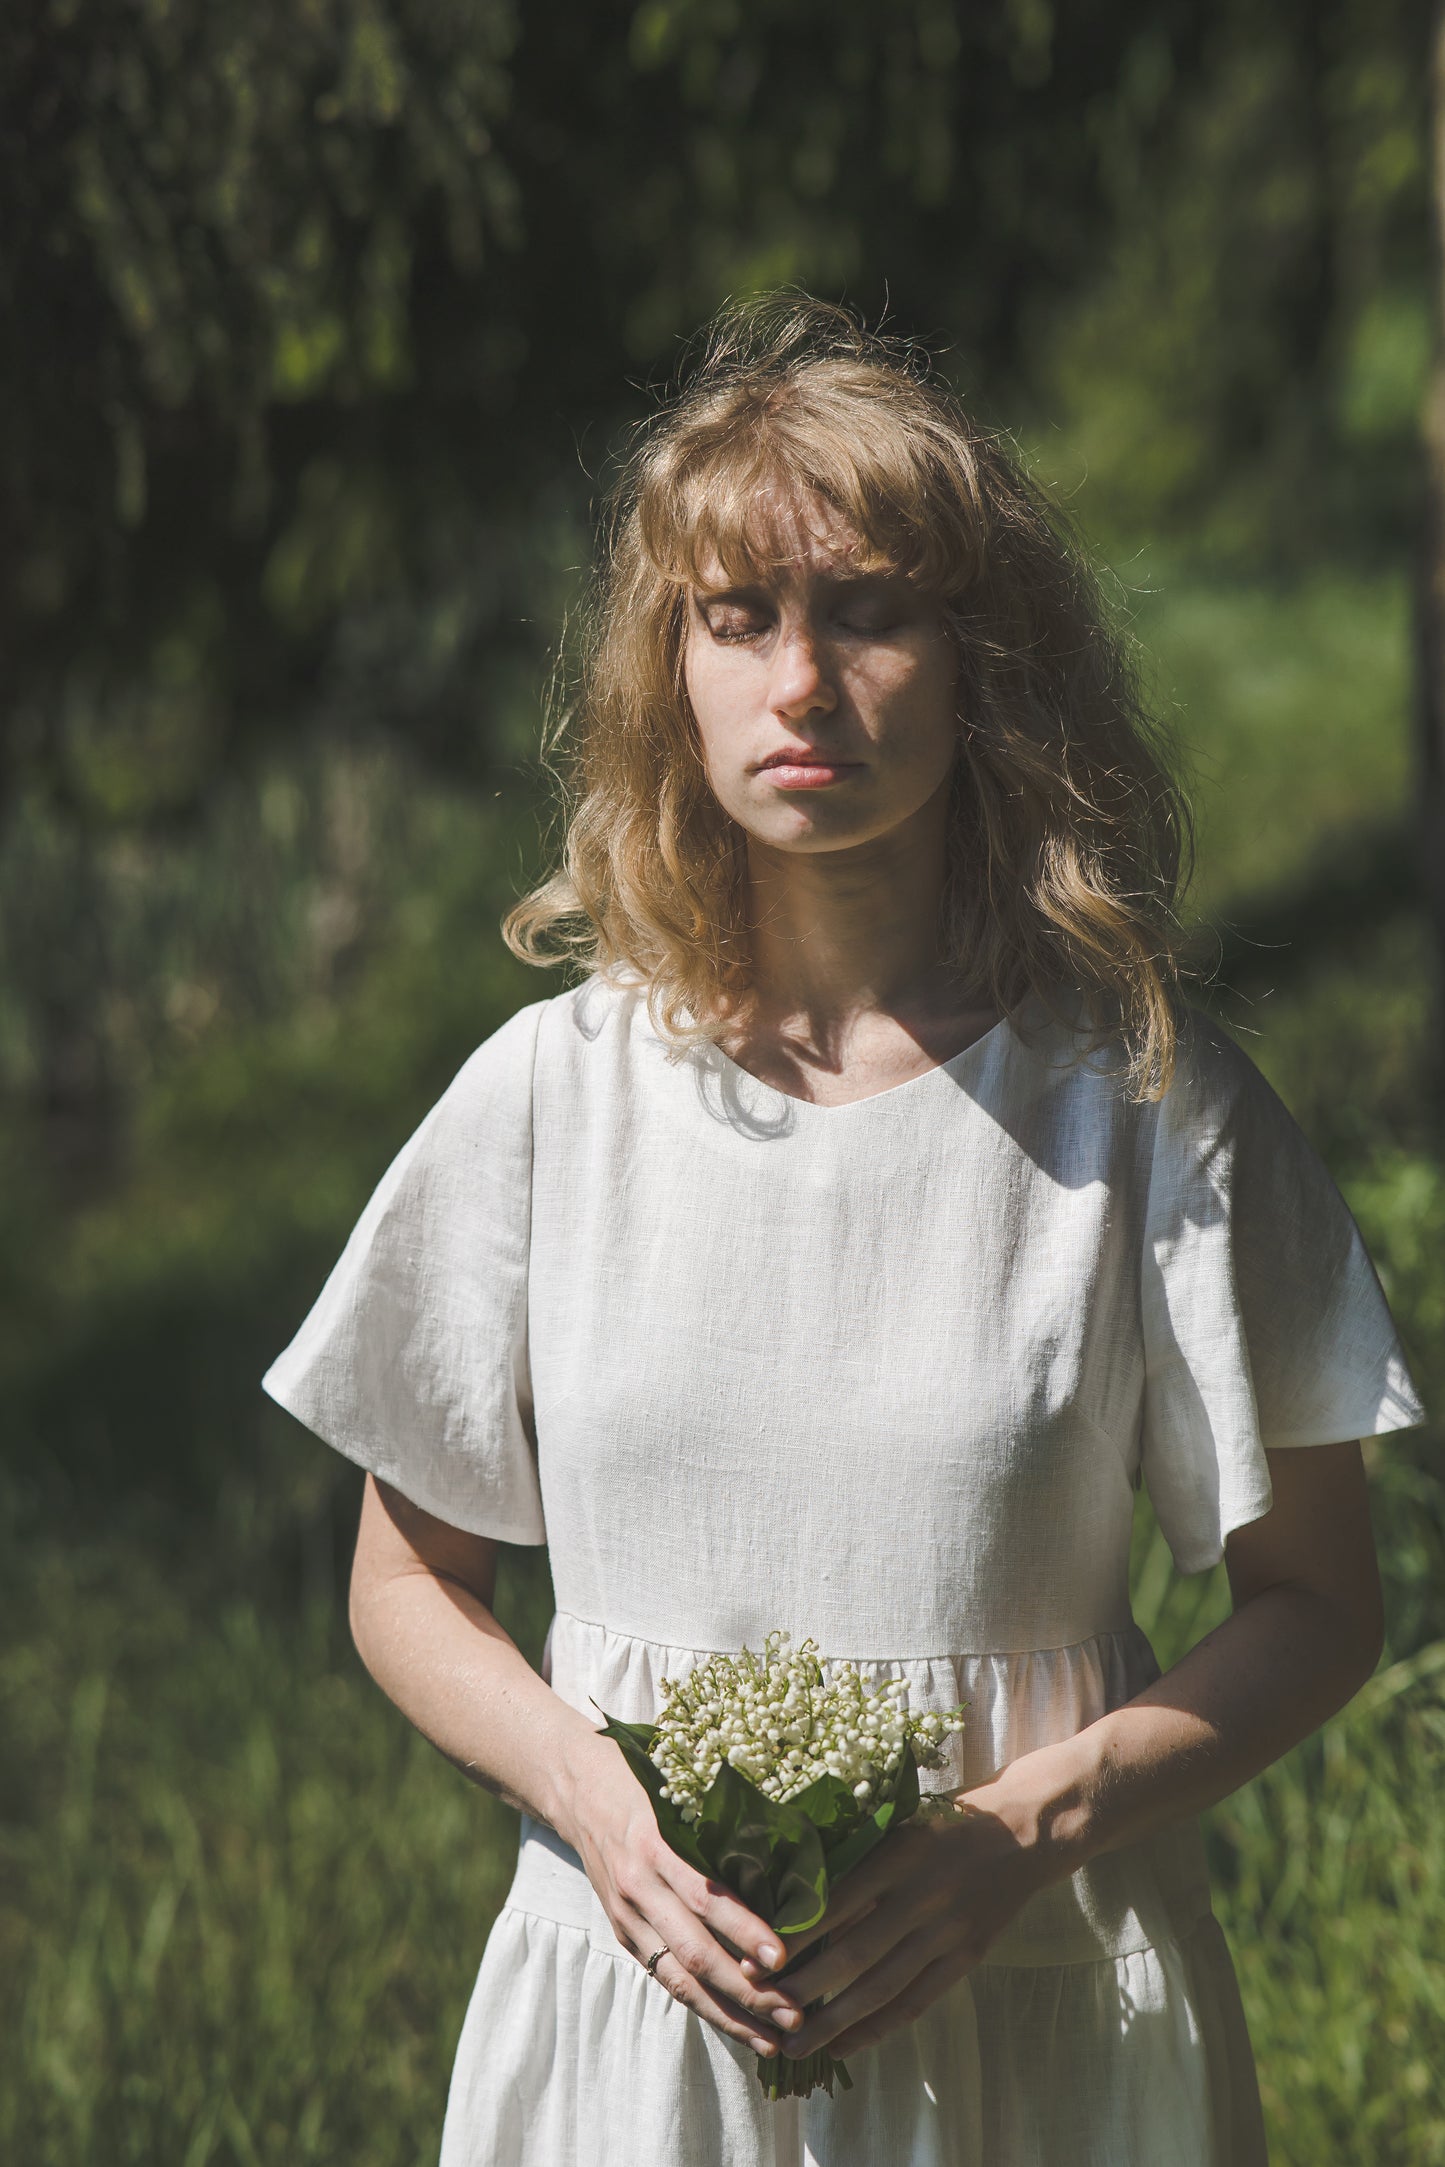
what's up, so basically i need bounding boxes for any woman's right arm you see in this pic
[347,1473,801,2056]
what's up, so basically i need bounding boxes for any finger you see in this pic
[738,1891,879,1986]
[656,1854,792,1978]
[790,1927,975,2058]
[638,1937,791,2056]
[827,1947,978,2059]
[754,1905,867,1976]
[778,1896,918,2008]
[608,1839,800,2024]
[623,1892,801,2042]
[654,1954,787,2055]
[653,1862,806,2025]
[744,1842,904,1975]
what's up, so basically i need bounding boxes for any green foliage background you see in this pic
[2,2,1443,2161]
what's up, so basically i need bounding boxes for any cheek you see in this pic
[872,649,960,771]
[684,645,749,772]
[682,636,721,740]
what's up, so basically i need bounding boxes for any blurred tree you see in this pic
[1038,0,1434,565]
[3,0,1218,819]
[2,0,524,816]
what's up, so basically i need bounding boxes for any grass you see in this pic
[1213,1666,1445,2165]
[0,1512,553,2167]
[1127,1475,1445,2166]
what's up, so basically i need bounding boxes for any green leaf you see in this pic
[597,1713,711,1874]
[815,1741,923,1885]
[771,1854,830,1933]
[821,1800,896,1886]
[891,1736,921,1823]
[696,1760,831,1933]
[785,1771,861,1831]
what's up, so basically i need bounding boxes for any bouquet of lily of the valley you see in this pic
[600,1631,966,2101]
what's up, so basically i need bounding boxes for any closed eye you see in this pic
[705,609,899,642]
[701,604,773,643]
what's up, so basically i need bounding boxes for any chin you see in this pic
[750,812,895,855]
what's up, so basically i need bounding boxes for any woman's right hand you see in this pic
[346,1480,803,2057]
[558,1735,806,2060]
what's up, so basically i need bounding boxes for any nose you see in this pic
[768,620,837,721]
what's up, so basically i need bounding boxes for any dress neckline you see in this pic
[704,1008,1015,1115]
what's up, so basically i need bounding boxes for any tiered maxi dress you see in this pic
[261,974,1426,2167]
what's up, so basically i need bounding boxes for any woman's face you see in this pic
[681,494,961,857]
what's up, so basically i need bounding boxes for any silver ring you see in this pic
[645,1945,669,1978]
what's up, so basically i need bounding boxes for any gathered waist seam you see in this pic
[495,1896,1216,1976]
[501,1814,1212,1972]
[546,1608,1148,1664]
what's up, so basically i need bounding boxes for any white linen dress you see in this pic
[262,974,1426,2167]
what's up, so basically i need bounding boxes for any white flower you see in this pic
[647,1631,966,1816]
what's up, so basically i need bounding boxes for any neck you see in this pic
[740,786,963,1037]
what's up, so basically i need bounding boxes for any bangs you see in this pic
[633,368,986,599]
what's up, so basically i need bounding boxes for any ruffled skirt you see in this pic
[440,1821,1266,2166]
[439,1616,1268,2165]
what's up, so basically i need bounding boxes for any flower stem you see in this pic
[757,2048,853,2100]
[755,1932,854,2101]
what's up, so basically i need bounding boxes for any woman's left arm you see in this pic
[767,1439,1385,2062]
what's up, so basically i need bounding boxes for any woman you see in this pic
[262,297,1426,2165]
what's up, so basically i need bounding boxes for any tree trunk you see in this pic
[1419,1,1445,1113]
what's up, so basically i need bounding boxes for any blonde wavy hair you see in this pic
[503,294,1193,1100]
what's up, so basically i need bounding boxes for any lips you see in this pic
[755,751,863,790]
[756,749,856,770]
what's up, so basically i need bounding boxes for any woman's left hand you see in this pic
[744,1440,1388,2065]
[740,1786,1057,2062]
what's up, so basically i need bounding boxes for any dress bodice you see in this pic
[529,984,1144,1666]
